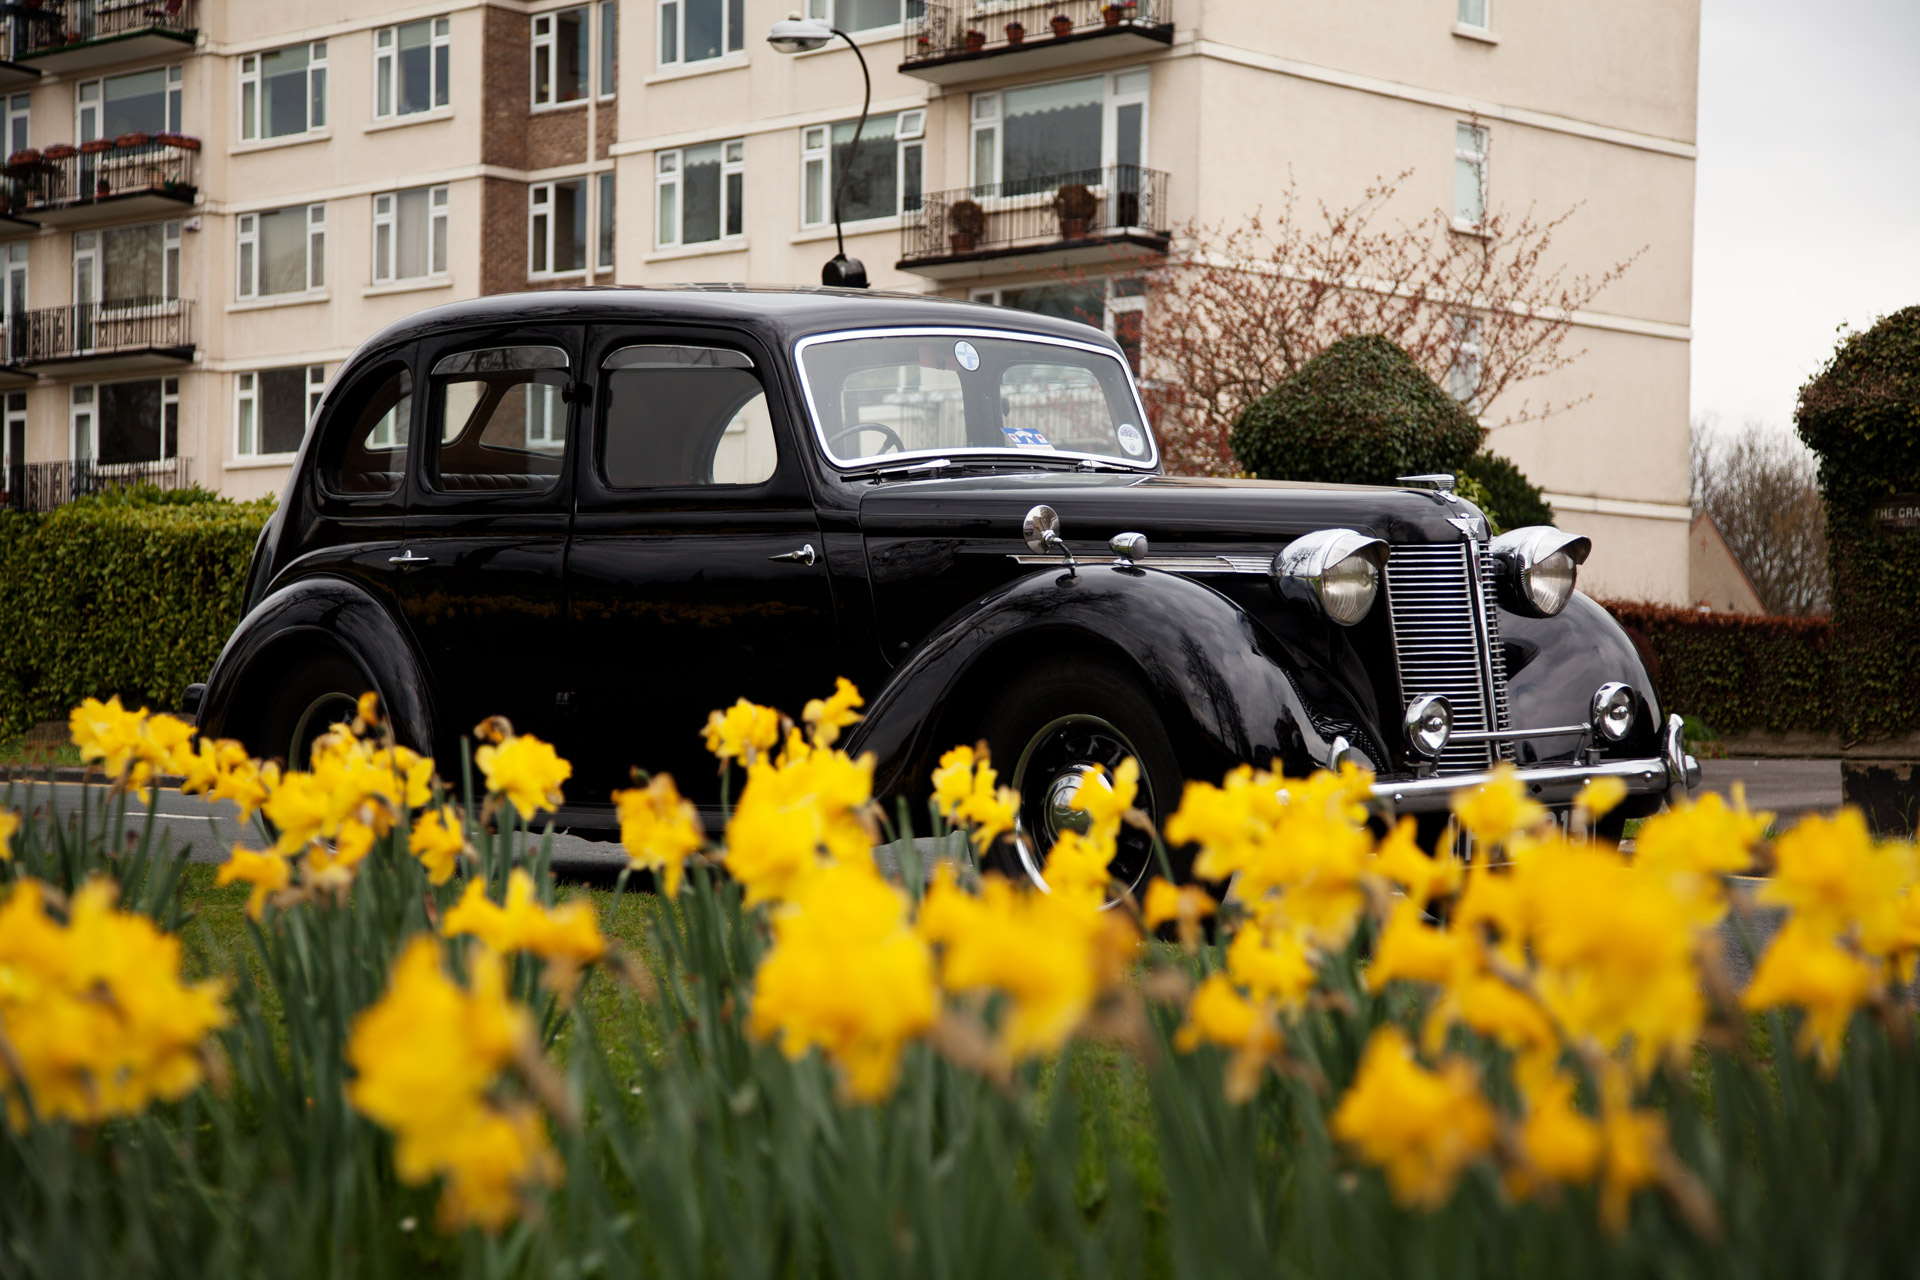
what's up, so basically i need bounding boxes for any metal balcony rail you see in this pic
[904,0,1172,63]
[4,456,192,512]
[9,0,197,60]
[4,135,199,215]
[8,296,194,365]
[901,164,1169,262]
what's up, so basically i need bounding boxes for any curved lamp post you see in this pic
[768,14,871,288]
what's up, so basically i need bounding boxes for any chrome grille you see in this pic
[1385,542,1513,773]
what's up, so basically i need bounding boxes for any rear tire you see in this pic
[975,653,1185,896]
[255,652,369,769]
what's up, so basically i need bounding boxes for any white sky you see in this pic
[1691,0,1920,438]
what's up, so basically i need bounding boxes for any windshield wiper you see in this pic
[857,457,958,481]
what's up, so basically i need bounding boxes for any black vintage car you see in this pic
[189,286,1697,889]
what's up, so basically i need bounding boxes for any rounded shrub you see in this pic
[1459,451,1554,531]
[1228,335,1483,486]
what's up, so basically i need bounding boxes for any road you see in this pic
[1697,757,1842,823]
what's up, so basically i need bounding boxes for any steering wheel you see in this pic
[826,421,906,457]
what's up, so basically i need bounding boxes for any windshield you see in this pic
[797,329,1156,469]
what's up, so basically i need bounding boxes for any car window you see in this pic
[319,364,412,497]
[1000,361,1115,456]
[834,359,967,458]
[599,344,776,488]
[427,345,568,494]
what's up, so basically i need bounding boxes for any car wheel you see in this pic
[976,653,1185,898]
[257,652,368,769]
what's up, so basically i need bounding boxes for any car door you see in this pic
[564,326,839,805]
[384,327,579,761]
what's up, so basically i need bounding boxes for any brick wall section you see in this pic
[526,108,588,168]
[596,103,616,161]
[480,176,528,296]
[480,7,526,170]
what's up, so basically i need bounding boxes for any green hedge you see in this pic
[0,490,271,737]
[1599,600,1837,737]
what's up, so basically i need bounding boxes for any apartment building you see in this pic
[0,0,1699,603]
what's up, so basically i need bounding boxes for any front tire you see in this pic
[256,652,368,769]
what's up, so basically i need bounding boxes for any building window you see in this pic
[657,0,744,66]
[801,111,922,227]
[970,68,1147,193]
[373,185,449,283]
[600,0,618,98]
[375,17,451,119]
[533,8,590,107]
[237,364,326,457]
[5,93,27,157]
[72,377,178,466]
[238,204,326,299]
[657,139,742,247]
[1453,123,1488,228]
[75,222,180,305]
[1447,315,1484,410]
[1458,0,1489,28]
[240,41,327,141]
[77,65,183,142]
[803,0,923,32]
[2,391,24,476]
[971,276,1146,372]
[598,171,615,269]
[530,180,587,277]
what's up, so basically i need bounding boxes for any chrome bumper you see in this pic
[1368,714,1701,816]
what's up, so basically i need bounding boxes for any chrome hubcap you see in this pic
[1009,713,1155,900]
[1042,766,1109,841]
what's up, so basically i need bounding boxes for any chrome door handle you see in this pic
[388,548,431,565]
[769,543,817,567]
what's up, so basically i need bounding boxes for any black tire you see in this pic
[255,652,369,769]
[975,653,1185,895]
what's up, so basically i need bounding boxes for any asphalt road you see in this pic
[1697,757,1843,823]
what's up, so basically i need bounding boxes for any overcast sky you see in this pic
[1690,0,1920,440]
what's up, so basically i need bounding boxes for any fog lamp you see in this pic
[1403,695,1454,760]
[1591,682,1635,742]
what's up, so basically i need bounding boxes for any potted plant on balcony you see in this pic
[1101,3,1125,25]
[1050,13,1074,36]
[1004,20,1024,44]
[915,30,930,52]
[1053,182,1099,239]
[6,148,41,171]
[79,138,113,155]
[115,132,151,150]
[154,133,200,151]
[948,198,987,254]
[963,28,986,52]
[42,143,76,161]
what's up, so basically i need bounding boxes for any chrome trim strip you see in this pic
[1450,723,1587,743]
[1006,553,1272,574]
[1371,755,1674,814]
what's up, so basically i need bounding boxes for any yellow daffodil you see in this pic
[442,870,607,995]
[1329,1026,1495,1208]
[1451,764,1547,848]
[1224,925,1318,1008]
[1070,758,1139,844]
[1367,901,1469,991]
[930,744,1019,854]
[67,696,194,787]
[801,677,864,747]
[1596,1071,1667,1235]
[1041,828,1116,904]
[703,698,784,765]
[1369,817,1462,908]
[723,747,878,906]
[1514,1071,1602,1193]
[408,806,468,886]
[1574,776,1630,824]
[1141,877,1215,948]
[1742,920,1876,1072]
[1759,808,1907,952]
[613,774,704,896]
[0,808,16,860]
[1173,972,1261,1051]
[216,844,292,919]
[1634,786,1771,923]
[474,732,571,821]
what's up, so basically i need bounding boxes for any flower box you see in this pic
[114,132,152,150]
[80,139,115,155]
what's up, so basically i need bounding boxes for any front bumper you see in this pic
[1368,713,1701,816]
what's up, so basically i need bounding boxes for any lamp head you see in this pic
[821,253,869,288]
[768,14,833,52]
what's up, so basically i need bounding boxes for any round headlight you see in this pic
[1403,694,1454,760]
[1271,529,1389,627]
[1591,682,1635,742]
[1489,526,1592,619]
[1320,554,1380,626]
[1527,550,1577,617]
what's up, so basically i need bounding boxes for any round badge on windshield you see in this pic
[1116,423,1145,456]
[953,340,980,371]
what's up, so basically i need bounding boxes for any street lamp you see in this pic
[767,14,871,288]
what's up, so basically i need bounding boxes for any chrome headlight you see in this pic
[1271,528,1389,626]
[1490,526,1592,618]
[1591,682,1635,742]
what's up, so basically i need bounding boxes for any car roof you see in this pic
[350,284,1121,358]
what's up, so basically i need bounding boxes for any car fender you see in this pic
[1500,592,1665,762]
[848,563,1364,803]
[197,576,435,753]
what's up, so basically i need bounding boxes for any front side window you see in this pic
[375,18,451,119]
[238,203,326,299]
[74,376,178,466]
[803,0,923,32]
[970,68,1147,194]
[428,345,569,493]
[321,365,412,496]
[240,41,328,141]
[657,0,745,66]
[800,331,1152,469]
[76,221,181,304]
[532,8,590,107]
[801,110,922,227]
[599,344,775,487]
[77,65,184,140]
[529,180,587,276]
[656,139,742,247]
[237,364,326,457]
[1454,123,1488,227]
[373,185,449,283]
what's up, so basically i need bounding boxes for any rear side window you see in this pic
[600,344,776,488]
[320,364,412,496]
[428,345,568,493]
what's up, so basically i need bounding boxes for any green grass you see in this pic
[0,736,81,768]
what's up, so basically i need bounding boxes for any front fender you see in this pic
[198,576,435,752]
[1501,592,1664,763]
[847,563,1369,803]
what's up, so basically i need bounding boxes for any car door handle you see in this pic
[388,548,431,566]
[769,543,817,567]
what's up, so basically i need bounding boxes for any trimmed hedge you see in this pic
[1599,600,1837,737]
[0,490,271,737]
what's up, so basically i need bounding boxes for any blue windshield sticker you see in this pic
[1116,423,1145,456]
[1002,427,1053,450]
[953,340,980,371]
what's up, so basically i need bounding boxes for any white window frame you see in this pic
[597,170,615,269]
[72,377,179,466]
[656,0,746,68]
[968,68,1147,193]
[1,390,23,474]
[1457,0,1490,30]
[970,275,1143,345]
[239,40,328,142]
[76,64,183,144]
[5,92,28,158]
[1448,314,1485,412]
[655,138,744,248]
[372,184,450,284]
[799,110,923,229]
[803,0,918,34]
[237,203,326,300]
[1453,122,1488,231]
[373,17,452,120]
[528,179,588,278]
[532,7,590,110]
[76,221,181,309]
[598,0,618,98]
[235,364,327,458]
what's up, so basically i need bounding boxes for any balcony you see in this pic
[4,456,192,512]
[901,0,1173,84]
[7,0,197,74]
[8,297,194,374]
[899,165,1169,279]
[4,135,198,225]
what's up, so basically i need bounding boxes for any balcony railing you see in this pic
[4,456,192,512]
[8,296,193,367]
[901,164,1170,269]
[902,0,1172,74]
[9,0,197,62]
[4,135,198,221]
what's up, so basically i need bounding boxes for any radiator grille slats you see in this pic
[1385,542,1512,774]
